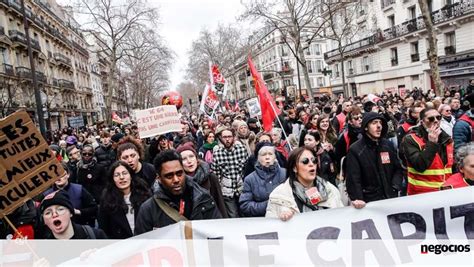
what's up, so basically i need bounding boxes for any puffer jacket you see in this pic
[265,178,343,218]
[239,162,286,217]
[453,110,474,150]
[346,112,403,203]
[134,177,222,235]
[95,144,116,169]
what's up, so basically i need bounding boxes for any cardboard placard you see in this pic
[0,110,66,218]
[135,105,182,139]
[245,97,261,118]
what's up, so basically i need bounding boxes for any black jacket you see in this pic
[136,162,157,187]
[334,123,361,168]
[76,159,106,201]
[98,203,139,239]
[345,112,403,202]
[45,223,107,239]
[134,178,222,235]
[95,144,116,170]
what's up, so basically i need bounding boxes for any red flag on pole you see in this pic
[247,55,281,132]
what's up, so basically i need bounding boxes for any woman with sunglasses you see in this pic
[76,144,106,202]
[98,161,151,239]
[266,147,343,221]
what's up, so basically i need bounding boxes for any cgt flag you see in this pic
[209,62,227,97]
[248,55,281,132]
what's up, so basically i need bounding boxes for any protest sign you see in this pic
[135,105,182,139]
[0,111,66,218]
[246,97,261,118]
[60,187,474,266]
[67,116,84,128]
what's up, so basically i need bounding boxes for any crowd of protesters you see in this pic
[1,80,474,240]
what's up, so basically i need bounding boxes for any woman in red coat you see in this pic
[442,143,474,189]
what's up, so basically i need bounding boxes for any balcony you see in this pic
[1,63,15,76]
[16,67,32,79]
[8,30,27,47]
[445,46,456,55]
[263,73,274,80]
[411,53,420,62]
[58,79,74,90]
[35,71,46,83]
[82,86,93,95]
[73,41,89,57]
[54,52,72,67]
[324,1,473,61]
[52,78,59,87]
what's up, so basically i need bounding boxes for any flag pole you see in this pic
[268,96,293,151]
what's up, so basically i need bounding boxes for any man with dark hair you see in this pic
[401,107,454,195]
[134,150,221,235]
[332,100,352,134]
[212,127,249,217]
[66,146,81,183]
[345,112,402,209]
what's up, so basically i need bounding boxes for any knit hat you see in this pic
[215,125,231,136]
[232,120,247,131]
[40,190,74,215]
[49,144,61,155]
[248,118,258,124]
[66,136,77,145]
[176,142,197,155]
[111,133,125,143]
[254,141,275,157]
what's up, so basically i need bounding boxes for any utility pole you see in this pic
[21,0,46,136]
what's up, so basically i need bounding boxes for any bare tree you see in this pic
[418,0,443,96]
[176,82,200,111]
[185,23,250,99]
[320,1,368,96]
[74,0,160,124]
[241,0,326,97]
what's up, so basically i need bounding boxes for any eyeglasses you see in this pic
[82,152,93,156]
[114,171,130,178]
[427,115,442,122]
[444,109,452,113]
[221,135,233,139]
[163,170,184,179]
[300,157,317,165]
[352,115,363,120]
[43,206,68,218]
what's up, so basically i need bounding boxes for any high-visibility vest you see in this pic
[406,134,454,195]
[441,173,470,190]
[401,122,413,133]
[336,113,346,134]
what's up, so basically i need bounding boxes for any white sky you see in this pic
[59,0,247,90]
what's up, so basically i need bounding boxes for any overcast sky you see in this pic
[59,0,247,90]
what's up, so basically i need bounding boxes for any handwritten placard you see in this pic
[0,110,66,218]
[135,106,182,139]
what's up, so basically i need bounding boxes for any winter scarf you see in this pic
[77,157,97,169]
[203,141,217,150]
[254,161,280,181]
[190,161,210,185]
[292,177,329,211]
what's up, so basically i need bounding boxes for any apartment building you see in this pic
[324,0,474,97]
[227,27,329,102]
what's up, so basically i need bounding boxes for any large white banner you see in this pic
[56,187,474,266]
[135,105,182,139]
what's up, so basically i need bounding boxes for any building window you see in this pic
[408,5,416,20]
[335,64,340,77]
[391,47,398,66]
[362,56,370,72]
[308,61,313,73]
[317,77,324,87]
[411,42,419,62]
[314,44,321,55]
[445,32,456,55]
[316,60,323,72]
[388,15,395,27]
[348,60,353,75]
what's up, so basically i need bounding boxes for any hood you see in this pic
[361,112,388,138]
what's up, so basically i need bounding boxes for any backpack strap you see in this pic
[82,225,96,239]
[154,197,188,222]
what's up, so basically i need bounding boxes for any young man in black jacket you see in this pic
[345,112,402,209]
[134,150,222,235]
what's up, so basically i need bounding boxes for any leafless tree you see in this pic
[241,0,326,97]
[74,0,161,124]
[320,1,368,96]
[418,0,443,96]
[185,23,250,99]
[176,82,200,111]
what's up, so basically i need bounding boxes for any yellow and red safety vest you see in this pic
[441,173,470,190]
[406,134,454,195]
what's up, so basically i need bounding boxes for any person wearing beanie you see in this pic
[177,143,228,217]
[40,190,107,239]
[345,112,402,208]
[43,162,98,227]
[239,142,286,217]
[247,118,260,135]
[233,120,256,157]
[49,144,63,162]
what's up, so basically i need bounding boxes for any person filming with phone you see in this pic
[401,107,454,195]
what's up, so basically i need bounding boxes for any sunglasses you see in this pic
[427,115,442,122]
[352,115,362,120]
[82,152,93,156]
[300,157,317,165]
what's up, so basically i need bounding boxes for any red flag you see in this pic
[248,55,281,132]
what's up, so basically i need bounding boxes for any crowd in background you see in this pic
[1,79,474,240]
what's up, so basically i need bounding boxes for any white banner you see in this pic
[135,105,182,139]
[57,187,474,266]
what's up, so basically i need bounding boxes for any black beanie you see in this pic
[254,141,275,157]
[40,190,74,215]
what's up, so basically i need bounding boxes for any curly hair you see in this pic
[101,161,151,213]
[117,136,145,160]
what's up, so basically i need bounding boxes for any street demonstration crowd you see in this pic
[1,80,474,240]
